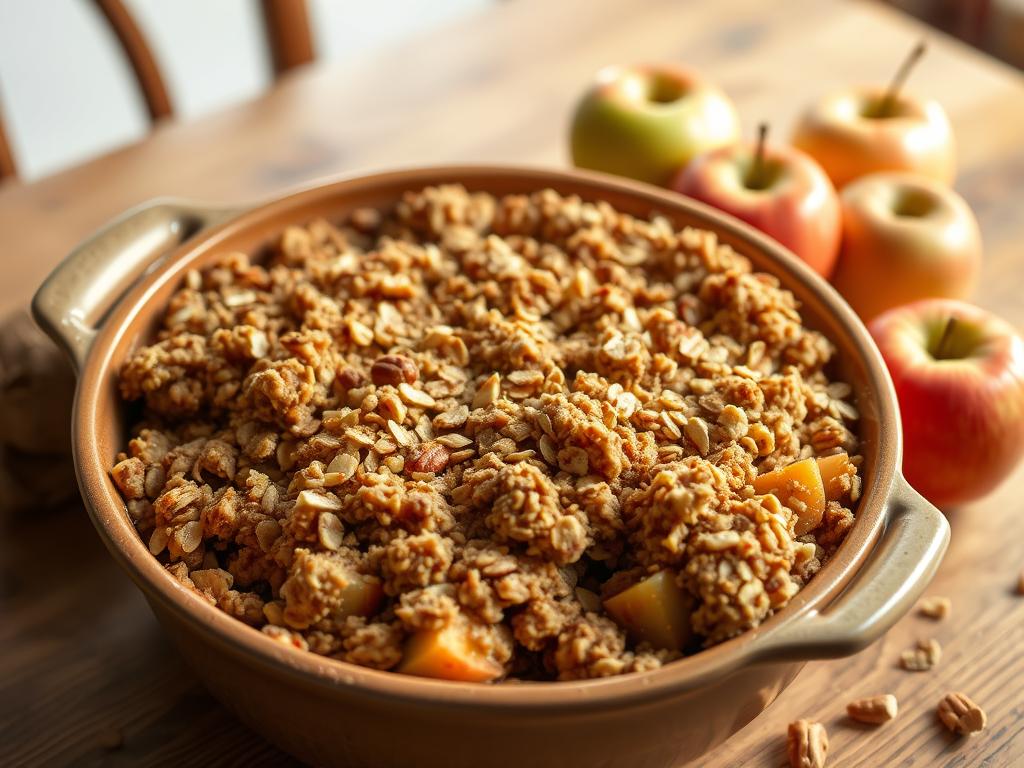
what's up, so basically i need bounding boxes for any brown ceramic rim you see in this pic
[38,164,946,712]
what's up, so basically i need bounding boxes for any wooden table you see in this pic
[2,0,1023,765]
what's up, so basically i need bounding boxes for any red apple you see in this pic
[870,299,1024,508]
[832,172,982,321]
[570,64,740,187]
[672,130,841,277]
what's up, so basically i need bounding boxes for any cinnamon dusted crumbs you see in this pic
[111,185,861,681]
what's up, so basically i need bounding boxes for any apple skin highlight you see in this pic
[870,299,1024,509]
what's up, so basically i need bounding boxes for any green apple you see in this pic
[570,64,741,186]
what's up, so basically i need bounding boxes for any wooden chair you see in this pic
[0,0,315,182]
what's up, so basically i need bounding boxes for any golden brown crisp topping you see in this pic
[111,185,861,681]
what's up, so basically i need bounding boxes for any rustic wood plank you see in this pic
[1,0,1023,765]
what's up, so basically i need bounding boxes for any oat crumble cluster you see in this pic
[110,185,861,682]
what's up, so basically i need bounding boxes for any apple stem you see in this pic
[934,315,958,360]
[747,122,769,189]
[880,39,927,117]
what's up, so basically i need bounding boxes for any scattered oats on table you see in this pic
[109,184,863,681]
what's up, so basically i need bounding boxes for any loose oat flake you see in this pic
[110,185,862,681]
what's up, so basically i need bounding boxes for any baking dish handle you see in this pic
[32,199,243,372]
[754,474,949,661]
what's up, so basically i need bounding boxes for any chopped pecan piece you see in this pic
[846,694,898,724]
[787,719,828,768]
[371,355,418,386]
[407,442,451,474]
[937,691,986,735]
[900,638,941,671]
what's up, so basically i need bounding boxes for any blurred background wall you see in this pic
[2,0,1021,183]
[0,0,489,181]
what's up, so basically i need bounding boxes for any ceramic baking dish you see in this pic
[33,165,948,768]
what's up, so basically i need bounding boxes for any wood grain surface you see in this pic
[1,0,1023,765]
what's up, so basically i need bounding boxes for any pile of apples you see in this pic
[569,48,1024,510]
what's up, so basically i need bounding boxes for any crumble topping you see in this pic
[111,184,861,681]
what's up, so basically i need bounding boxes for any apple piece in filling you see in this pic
[335,575,384,620]
[603,570,693,652]
[753,457,826,536]
[816,452,857,502]
[398,621,505,683]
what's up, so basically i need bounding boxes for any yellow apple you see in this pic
[570,63,740,187]
[335,575,383,619]
[603,570,692,651]
[792,85,955,189]
[398,621,505,683]
[753,457,826,536]
[832,172,981,321]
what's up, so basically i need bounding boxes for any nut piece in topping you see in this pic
[900,638,942,671]
[370,354,419,386]
[846,694,898,725]
[918,595,951,620]
[753,457,826,536]
[787,719,829,768]
[407,442,451,474]
[937,692,987,735]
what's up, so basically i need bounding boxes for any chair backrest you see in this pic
[0,0,315,182]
